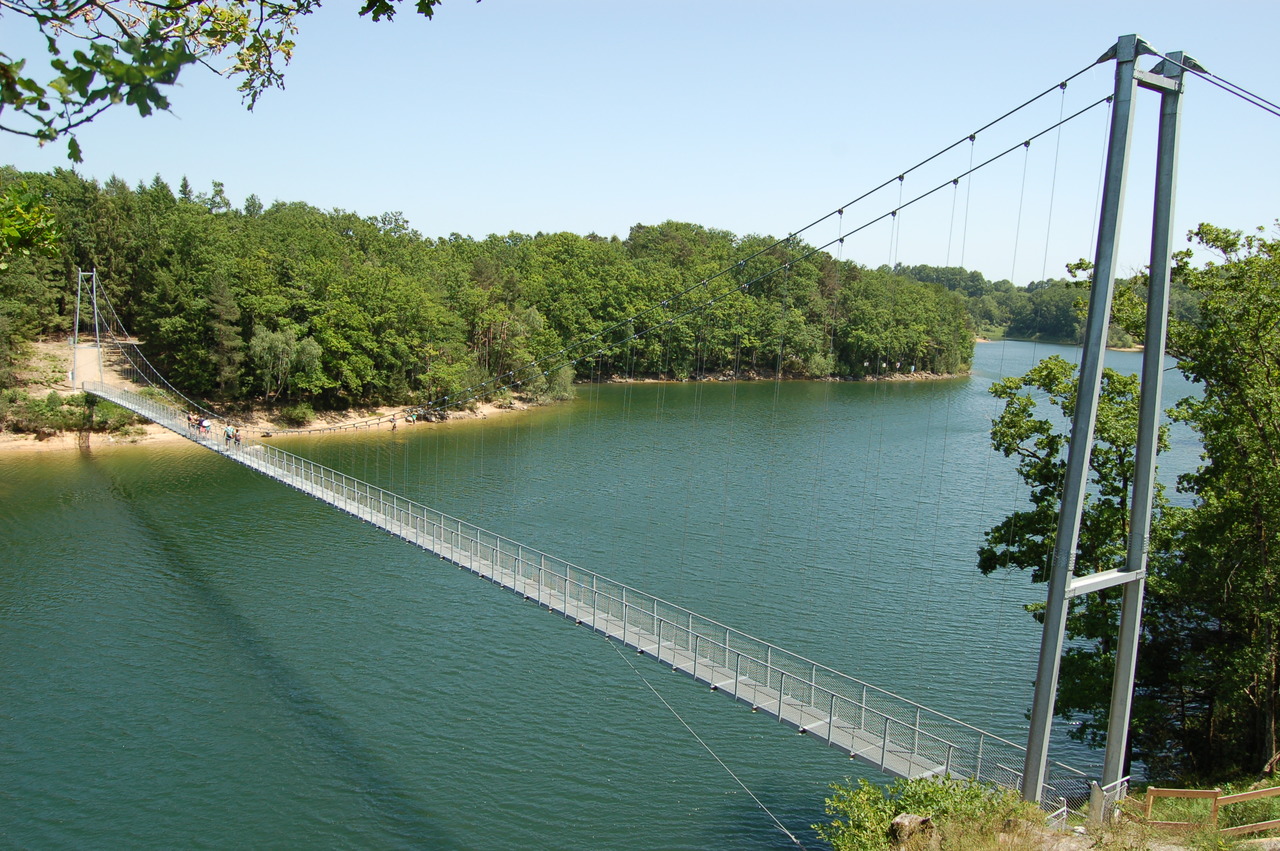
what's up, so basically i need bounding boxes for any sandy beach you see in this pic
[0,399,530,455]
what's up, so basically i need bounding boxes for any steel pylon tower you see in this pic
[1021,35,1201,808]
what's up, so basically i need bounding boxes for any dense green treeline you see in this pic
[0,167,976,413]
[979,223,1280,781]
[895,261,1201,347]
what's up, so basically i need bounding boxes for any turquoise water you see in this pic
[0,341,1198,849]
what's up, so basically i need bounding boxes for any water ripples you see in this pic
[0,341,1201,848]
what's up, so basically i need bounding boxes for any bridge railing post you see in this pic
[651,597,659,647]
[912,707,922,771]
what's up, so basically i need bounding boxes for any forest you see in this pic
[0,167,984,419]
[0,166,1152,424]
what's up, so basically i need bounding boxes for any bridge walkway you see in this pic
[83,379,1087,801]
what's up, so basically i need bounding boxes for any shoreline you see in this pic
[0,371,965,455]
[0,399,529,456]
[1,338,971,456]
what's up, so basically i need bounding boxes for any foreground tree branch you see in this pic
[0,0,457,160]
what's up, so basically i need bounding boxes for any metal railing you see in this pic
[1089,776,1131,824]
[84,379,1092,803]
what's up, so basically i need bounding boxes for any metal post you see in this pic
[1023,35,1143,804]
[71,270,84,387]
[778,671,786,721]
[913,707,922,765]
[1089,781,1105,826]
[91,270,102,382]
[1103,49,1188,792]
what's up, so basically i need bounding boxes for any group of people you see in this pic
[185,412,210,436]
[185,411,240,449]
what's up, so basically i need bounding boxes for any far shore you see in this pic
[0,371,966,455]
[0,399,528,456]
[2,337,973,456]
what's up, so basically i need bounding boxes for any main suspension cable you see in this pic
[270,78,1111,437]
[1153,52,1280,119]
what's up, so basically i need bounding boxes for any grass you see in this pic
[1138,776,1280,845]
[815,776,1043,851]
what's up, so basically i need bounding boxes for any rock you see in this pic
[888,813,934,847]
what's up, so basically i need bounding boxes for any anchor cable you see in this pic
[608,640,808,849]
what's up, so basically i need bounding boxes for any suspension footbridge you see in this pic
[56,33,1272,833]
[81,375,1090,805]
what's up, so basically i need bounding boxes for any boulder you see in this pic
[888,812,934,847]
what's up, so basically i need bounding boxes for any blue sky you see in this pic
[4,0,1278,284]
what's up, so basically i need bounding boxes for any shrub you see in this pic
[815,775,1037,851]
[277,401,314,427]
[1,389,83,433]
[89,397,144,432]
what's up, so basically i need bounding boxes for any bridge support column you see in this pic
[1102,49,1188,800]
[1021,33,1142,805]
[1022,35,1194,806]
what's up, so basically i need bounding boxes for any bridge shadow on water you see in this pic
[100,466,462,850]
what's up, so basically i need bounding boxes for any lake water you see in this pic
[0,341,1200,850]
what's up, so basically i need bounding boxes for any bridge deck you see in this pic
[83,379,1089,800]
